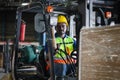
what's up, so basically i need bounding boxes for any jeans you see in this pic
[54,63,67,76]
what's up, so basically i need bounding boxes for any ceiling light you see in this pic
[21,3,29,6]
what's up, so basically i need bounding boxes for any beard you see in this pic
[58,30,66,35]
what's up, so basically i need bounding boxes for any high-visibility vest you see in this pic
[54,36,75,64]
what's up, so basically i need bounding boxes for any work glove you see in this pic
[71,50,77,60]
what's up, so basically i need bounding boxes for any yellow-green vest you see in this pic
[54,36,74,59]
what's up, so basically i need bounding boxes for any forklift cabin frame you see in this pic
[12,1,82,80]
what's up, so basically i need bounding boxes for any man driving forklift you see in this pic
[46,15,77,79]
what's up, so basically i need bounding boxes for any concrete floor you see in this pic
[0,68,5,79]
[0,68,12,80]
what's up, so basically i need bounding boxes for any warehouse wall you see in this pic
[0,10,16,41]
[0,11,36,41]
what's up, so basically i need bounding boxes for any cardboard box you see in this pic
[80,25,120,80]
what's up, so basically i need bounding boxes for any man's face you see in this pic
[56,23,67,35]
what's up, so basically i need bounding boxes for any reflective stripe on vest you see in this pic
[54,58,76,64]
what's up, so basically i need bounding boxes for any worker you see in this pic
[45,15,77,79]
[53,15,77,77]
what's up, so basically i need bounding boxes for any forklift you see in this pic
[11,0,82,80]
[0,0,118,80]
[10,0,120,80]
